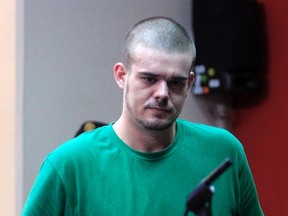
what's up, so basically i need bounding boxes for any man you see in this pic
[22,17,263,215]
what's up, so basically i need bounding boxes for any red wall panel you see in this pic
[232,0,288,214]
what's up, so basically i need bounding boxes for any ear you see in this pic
[113,62,127,90]
[187,71,194,89]
[185,71,194,96]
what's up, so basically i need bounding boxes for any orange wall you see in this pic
[232,0,288,215]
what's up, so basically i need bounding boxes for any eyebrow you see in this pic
[139,71,189,81]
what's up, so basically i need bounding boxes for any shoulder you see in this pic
[177,118,238,139]
[176,118,245,154]
[46,124,113,166]
[176,119,250,178]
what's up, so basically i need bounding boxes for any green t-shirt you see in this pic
[22,119,263,216]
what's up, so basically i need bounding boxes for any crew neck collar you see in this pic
[108,119,183,161]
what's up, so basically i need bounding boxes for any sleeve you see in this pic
[22,159,66,216]
[238,152,264,216]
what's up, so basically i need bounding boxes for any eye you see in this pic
[171,80,182,86]
[143,76,157,84]
[145,77,156,83]
[169,80,186,88]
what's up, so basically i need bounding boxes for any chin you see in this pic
[140,118,176,131]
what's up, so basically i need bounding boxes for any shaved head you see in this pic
[122,17,196,70]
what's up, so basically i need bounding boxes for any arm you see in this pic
[22,159,66,216]
[238,153,264,216]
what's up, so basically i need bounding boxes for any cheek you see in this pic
[125,82,143,107]
[171,94,187,109]
[127,79,151,100]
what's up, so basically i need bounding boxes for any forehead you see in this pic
[130,44,192,73]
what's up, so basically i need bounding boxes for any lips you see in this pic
[148,106,172,113]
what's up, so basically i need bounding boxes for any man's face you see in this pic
[123,44,194,131]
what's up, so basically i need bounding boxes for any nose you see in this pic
[154,81,169,99]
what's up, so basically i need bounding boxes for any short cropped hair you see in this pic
[122,16,196,70]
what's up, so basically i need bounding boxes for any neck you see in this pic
[113,117,176,152]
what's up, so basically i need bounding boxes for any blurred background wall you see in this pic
[232,0,288,215]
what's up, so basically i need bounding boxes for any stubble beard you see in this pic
[125,86,179,131]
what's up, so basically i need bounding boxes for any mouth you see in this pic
[148,106,172,113]
[150,107,168,110]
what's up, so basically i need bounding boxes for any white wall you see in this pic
[23,0,228,205]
